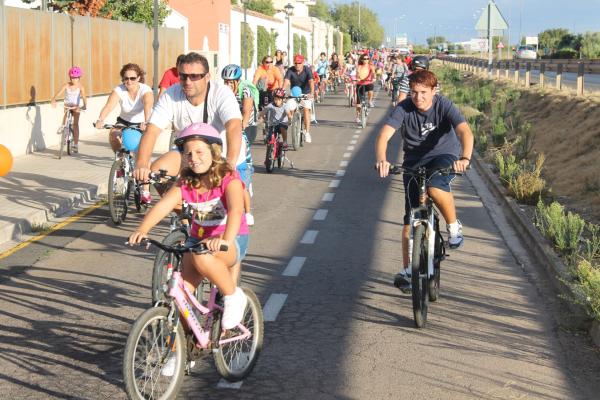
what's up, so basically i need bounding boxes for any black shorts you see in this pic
[116,116,140,127]
[355,84,374,103]
[402,154,457,225]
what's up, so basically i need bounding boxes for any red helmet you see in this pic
[273,88,286,98]
[293,54,305,64]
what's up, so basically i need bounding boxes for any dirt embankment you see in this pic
[515,91,600,223]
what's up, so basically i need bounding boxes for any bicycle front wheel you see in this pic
[66,126,73,156]
[411,224,429,328]
[429,219,443,302]
[123,306,186,400]
[58,126,67,159]
[213,288,264,382]
[107,159,129,225]
[152,230,186,304]
[265,143,275,173]
[361,104,367,129]
[291,112,301,150]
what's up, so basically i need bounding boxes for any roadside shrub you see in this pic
[570,260,600,320]
[514,121,535,160]
[553,48,579,59]
[495,152,520,184]
[535,200,585,256]
[508,154,546,204]
[583,223,600,264]
[491,116,508,146]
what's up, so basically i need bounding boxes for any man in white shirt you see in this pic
[134,52,244,180]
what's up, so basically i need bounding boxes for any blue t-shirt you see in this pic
[316,60,328,76]
[284,66,313,94]
[384,95,465,161]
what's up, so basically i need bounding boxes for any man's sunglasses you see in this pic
[179,72,208,81]
[122,76,138,82]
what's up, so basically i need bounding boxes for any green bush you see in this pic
[495,152,520,184]
[240,23,255,69]
[535,200,585,255]
[256,26,270,65]
[571,260,600,320]
[508,154,546,205]
[300,36,308,58]
[293,33,301,57]
[583,223,600,264]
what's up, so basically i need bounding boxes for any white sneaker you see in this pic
[369,101,375,108]
[161,354,177,377]
[447,220,464,249]
[222,287,247,330]
[245,213,255,226]
[304,132,312,143]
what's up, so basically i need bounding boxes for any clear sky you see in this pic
[326,0,600,45]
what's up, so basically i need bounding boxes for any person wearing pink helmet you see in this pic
[128,122,249,332]
[51,66,88,153]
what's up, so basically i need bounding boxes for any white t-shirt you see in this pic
[114,83,152,123]
[149,82,246,166]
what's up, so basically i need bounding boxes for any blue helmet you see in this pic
[221,64,242,80]
[122,128,142,152]
[290,86,302,97]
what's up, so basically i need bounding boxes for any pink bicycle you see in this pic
[123,238,264,399]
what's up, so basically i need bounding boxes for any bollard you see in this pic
[505,60,510,79]
[525,62,531,87]
[556,63,562,90]
[539,62,545,89]
[514,62,520,84]
[577,62,584,96]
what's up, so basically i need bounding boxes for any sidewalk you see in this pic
[0,129,170,250]
[0,132,113,248]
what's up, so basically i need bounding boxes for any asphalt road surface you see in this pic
[1,87,599,400]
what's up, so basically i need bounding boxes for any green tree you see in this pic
[300,36,308,58]
[581,31,600,59]
[539,28,570,55]
[246,0,276,17]
[426,36,447,48]
[241,22,255,69]
[293,33,301,57]
[308,0,332,23]
[103,0,170,26]
[256,26,270,66]
[332,2,384,48]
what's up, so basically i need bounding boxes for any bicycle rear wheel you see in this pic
[411,224,429,328]
[123,306,186,400]
[361,103,367,129]
[107,159,129,225]
[58,126,67,159]
[213,288,264,382]
[276,143,283,169]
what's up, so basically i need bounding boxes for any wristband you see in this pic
[460,156,471,162]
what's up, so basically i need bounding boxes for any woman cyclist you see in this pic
[95,63,154,203]
[354,53,375,122]
[328,53,341,91]
[51,66,87,154]
[314,52,328,102]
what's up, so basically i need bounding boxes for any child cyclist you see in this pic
[128,122,248,330]
[261,88,292,148]
[51,66,87,153]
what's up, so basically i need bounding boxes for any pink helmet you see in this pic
[175,122,222,150]
[68,66,82,78]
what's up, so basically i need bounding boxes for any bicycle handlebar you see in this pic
[126,238,228,255]
[146,169,178,184]
[388,164,468,176]
[95,123,142,130]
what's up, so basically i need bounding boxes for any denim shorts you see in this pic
[236,163,254,196]
[402,154,457,225]
[185,234,249,264]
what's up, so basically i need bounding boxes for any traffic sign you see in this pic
[497,42,504,49]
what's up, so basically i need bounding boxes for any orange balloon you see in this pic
[0,144,13,177]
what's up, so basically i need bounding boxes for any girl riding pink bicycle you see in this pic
[51,66,87,153]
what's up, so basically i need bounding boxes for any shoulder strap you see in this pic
[203,82,210,123]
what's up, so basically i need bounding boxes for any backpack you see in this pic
[255,77,268,92]
[238,79,260,110]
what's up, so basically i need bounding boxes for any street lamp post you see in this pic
[284,3,294,67]
[241,0,249,79]
[152,0,159,97]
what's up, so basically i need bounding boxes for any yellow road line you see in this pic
[0,200,106,260]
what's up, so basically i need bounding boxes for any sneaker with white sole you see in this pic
[304,132,312,143]
[393,269,412,291]
[221,287,247,330]
[447,220,464,249]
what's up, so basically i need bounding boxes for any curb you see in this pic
[0,181,107,246]
[472,153,597,339]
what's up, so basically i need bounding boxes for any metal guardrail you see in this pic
[441,57,600,96]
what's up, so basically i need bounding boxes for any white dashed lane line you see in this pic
[313,209,328,221]
[322,193,335,202]
[340,160,348,167]
[300,230,319,244]
[343,153,351,158]
[282,256,307,277]
[350,140,357,144]
[353,134,360,139]
[335,170,345,177]
[329,180,340,188]
[263,293,288,321]
[346,145,355,151]
[217,380,243,389]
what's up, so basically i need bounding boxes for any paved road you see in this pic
[1,88,599,399]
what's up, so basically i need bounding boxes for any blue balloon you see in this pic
[290,86,302,97]
[122,128,142,152]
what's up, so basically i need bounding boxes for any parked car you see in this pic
[515,45,537,60]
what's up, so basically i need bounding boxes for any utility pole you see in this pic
[152,0,159,98]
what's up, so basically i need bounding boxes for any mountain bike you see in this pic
[389,165,463,328]
[58,106,79,159]
[288,94,309,151]
[357,85,370,129]
[123,238,264,400]
[346,78,356,107]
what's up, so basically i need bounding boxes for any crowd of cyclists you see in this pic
[51,44,472,345]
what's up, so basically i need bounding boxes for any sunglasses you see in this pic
[179,72,208,81]
[264,60,273,64]
[122,76,138,82]
[294,62,303,65]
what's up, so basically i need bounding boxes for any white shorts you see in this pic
[300,99,313,109]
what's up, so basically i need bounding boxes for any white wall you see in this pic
[164,8,189,53]
[230,9,311,79]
